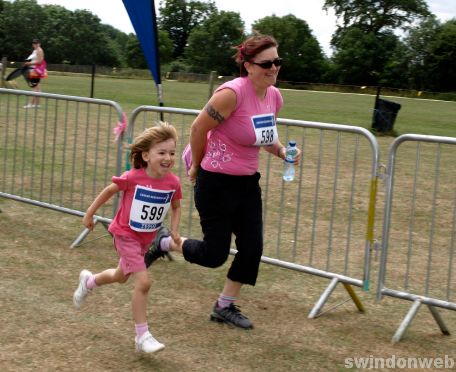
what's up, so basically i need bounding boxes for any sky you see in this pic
[36,0,456,57]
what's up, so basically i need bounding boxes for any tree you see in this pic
[424,20,456,91]
[325,0,430,87]
[184,11,244,75]
[158,0,216,58]
[252,15,327,83]
[331,27,400,85]
[0,0,45,61]
[126,30,173,69]
[324,0,430,36]
[401,16,440,90]
[0,1,123,66]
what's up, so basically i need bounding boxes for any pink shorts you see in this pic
[113,235,149,275]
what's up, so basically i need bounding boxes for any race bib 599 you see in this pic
[129,185,174,232]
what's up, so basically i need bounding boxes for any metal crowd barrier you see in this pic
[377,134,456,342]
[0,88,126,246]
[128,106,381,318]
[4,88,456,341]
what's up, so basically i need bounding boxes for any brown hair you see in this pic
[129,121,178,169]
[234,33,279,77]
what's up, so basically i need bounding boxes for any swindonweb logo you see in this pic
[344,355,454,369]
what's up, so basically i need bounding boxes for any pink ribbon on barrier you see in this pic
[113,112,127,142]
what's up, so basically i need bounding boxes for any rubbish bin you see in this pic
[372,97,401,132]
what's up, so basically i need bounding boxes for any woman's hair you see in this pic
[234,33,279,77]
[129,121,178,169]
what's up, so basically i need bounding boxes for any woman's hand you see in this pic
[171,231,181,246]
[188,165,199,184]
[292,147,302,166]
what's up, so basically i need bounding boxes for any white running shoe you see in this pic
[73,269,92,308]
[135,331,165,353]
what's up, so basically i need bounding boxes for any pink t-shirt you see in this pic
[200,77,283,175]
[108,168,182,245]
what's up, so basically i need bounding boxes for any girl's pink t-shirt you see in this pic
[108,168,182,245]
[200,77,283,175]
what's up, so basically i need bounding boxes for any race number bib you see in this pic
[129,185,174,232]
[251,113,278,146]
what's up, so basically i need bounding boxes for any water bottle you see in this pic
[283,140,298,182]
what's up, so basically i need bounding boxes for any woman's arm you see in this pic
[188,88,237,182]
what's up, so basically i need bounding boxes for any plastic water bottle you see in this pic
[283,140,298,182]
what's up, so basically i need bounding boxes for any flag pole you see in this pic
[151,0,164,120]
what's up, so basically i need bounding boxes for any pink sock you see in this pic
[86,275,98,290]
[217,294,236,309]
[135,323,149,338]
[160,236,172,252]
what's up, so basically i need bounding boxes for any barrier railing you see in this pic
[0,88,126,246]
[128,106,381,318]
[377,134,456,342]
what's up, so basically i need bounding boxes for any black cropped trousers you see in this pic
[182,167,263,285]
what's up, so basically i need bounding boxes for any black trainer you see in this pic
[144,226,170,268]
[210,302,253,329]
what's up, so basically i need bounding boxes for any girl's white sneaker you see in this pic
[135,331,165,353]
[73,270,92,308]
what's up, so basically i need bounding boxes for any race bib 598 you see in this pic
[251,113,278,146]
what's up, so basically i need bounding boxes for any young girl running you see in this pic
[73,122,182,353]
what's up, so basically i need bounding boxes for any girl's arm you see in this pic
[83,183,119,230]
[169,199,182,244]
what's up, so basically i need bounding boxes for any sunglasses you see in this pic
[251,58,283,69]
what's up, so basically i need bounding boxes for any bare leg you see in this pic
[169,237,186,253]
[221,278,242,297]
[94,265,128,286]
[31,84,40,106]
[131,271,151,324]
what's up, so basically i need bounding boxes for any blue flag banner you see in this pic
[122,0,162,88]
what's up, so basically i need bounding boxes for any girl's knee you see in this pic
[135,274,151,293]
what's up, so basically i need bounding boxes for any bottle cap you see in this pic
[288,140,296,146]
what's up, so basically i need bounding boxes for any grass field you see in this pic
[8,71,456,137]
[1,73,456,371]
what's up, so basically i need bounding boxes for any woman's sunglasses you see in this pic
[251,58,283,69]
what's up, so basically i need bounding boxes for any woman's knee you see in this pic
[205,250,230,268]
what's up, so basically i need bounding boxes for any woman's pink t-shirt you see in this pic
[200,77,283,175]
[108,168,182,245]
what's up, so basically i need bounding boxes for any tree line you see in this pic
[1,0,455,92]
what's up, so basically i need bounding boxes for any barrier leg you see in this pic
[427,305,451,336]
[343,283,365,313]
[308,277,339,319]
[70,218,108,248]
[392,299,421,343]
[70,227,92,249]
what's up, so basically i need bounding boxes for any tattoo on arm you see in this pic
[205,104,225,124]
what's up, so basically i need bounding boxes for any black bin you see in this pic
[372,97,401,132]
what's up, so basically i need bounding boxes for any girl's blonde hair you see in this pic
[129,121,178,169]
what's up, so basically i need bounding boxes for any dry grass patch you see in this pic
[1,199,455,371]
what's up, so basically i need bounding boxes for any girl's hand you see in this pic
[83,214,95,231]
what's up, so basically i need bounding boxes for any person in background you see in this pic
[145,33,300,330]
[23,39,46,108]
[73,122,182,353]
